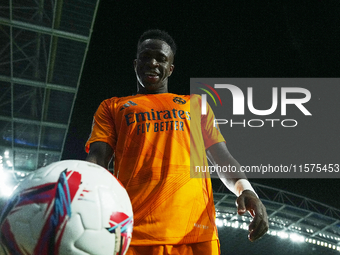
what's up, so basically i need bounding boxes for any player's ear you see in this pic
[168,64,174,77]
[133,59,138,72]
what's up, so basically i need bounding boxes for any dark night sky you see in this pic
[62,1,340,208]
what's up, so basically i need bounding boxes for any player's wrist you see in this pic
[234,179,259,198]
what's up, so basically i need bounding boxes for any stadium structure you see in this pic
[1,1,340,255]
[212,178,340,255]
[0,0,100,188]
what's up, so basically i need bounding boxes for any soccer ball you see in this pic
[0,160,133,255]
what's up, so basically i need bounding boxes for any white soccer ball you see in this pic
[0,160,133,255]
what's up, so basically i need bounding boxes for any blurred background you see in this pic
[0,1,340,254]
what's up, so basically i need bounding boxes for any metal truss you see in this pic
[0,0,100,176]
[213,180,340,247]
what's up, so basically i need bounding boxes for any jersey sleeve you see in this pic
[85,99,117,153]
[201,100,225,149]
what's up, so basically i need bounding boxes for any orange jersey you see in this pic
[85,93,225,245]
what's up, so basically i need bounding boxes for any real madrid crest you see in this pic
[173,97,186,105]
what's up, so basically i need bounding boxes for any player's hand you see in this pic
[236,190,269,242]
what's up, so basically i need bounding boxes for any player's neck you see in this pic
[136,83,168,94]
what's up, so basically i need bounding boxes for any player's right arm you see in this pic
[85,99,116,169]
[86,141,113,169]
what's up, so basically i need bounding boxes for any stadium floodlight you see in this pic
[0,181,14,198]
[0,168,15,198]
[290,233,305,243]
[216,219,223,227]
[231,221,239,229]
[0,169,6,181]
[0,184,15,197]
[271,230,277,236]
[277,231,289,239]
[6,160,13,167]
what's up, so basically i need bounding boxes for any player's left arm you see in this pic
[206,141,269,242]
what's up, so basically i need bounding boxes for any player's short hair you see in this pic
[137,29,177,56]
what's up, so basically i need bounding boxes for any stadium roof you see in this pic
[0,0,100,178]
[212,179,340,254]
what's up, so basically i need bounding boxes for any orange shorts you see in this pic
[125,239,220,255]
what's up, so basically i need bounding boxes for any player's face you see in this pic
[134,39,174,93]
